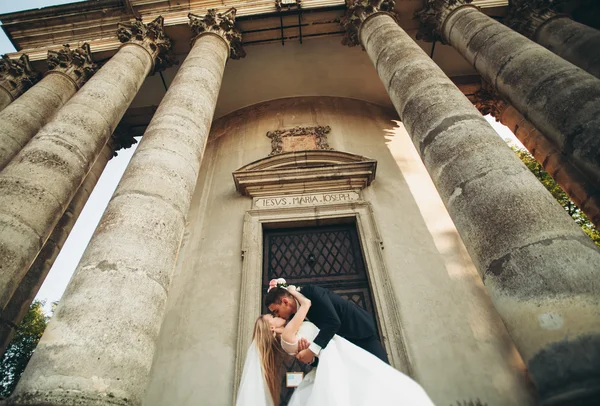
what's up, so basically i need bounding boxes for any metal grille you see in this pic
[263,224,377,405]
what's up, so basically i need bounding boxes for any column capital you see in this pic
[472,80,507,122]
[117,16,174,73]
[505,0,568,40]
[341,0,398,47]
[0,54,40,100]
[189,8,246,60]
[46,43,97,89]
[110,125,137,158]
[415,0,478,43]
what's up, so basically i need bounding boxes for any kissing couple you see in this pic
[236,279,435,405]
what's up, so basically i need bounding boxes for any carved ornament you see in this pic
[505,0,568,39]
[110,125,138,157]
[47,43,97,89]
[275,0,302,11]
[471,80,507,122]
[0,54,40,99]
[267,125,333,156]
[189,8,246,60]
[341,0,397,47]
[415,0,476,43]
[117,16,174,73]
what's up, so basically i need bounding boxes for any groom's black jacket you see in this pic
[300,284,377,350]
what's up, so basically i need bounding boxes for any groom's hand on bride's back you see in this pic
[297,338,310,352]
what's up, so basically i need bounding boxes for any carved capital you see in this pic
[117,16,174,73]
[415,0,476,43]
[266,125,333,156]
[505,0,568,39]
[189,8,246,60]
[0,54,40,100]
[472,80,507,122]
[110,125,137,157]
[47,43,97,89]
[275,0,302,11]
[341,0,397,47]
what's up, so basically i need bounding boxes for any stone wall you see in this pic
[143,96,534,406]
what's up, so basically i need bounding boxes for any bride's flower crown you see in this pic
[267,278,288,292]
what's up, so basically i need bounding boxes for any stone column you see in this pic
[9,9,243,405]
[0,44,97,171]
[0,137,117,356]
[346,1,600,404]
[0,54,40,112]
[0,17,171,323]
[473,83,600,228]
[506,0,600,79]
[416,0,600,207]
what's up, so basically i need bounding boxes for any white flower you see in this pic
[276,278,287,285]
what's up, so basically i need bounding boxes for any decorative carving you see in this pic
[47,43,97,89]
[0,54,40,99]
[471,80,507,122]
[110,125,137,157]
[415,0,475,43]
[341,0,397,47]
[189,8,246,60]
[117,16,174,72]
[275,0,302,11]
[505,0,569,39]
[266,125,333,156]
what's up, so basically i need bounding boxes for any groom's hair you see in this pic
[264,287,294,307]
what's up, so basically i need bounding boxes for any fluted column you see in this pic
[416,0,600,206]
[0,137,117,356]
[347,1,600,404]
[506,0,600,79]
[0,55,40,112]
[0,17,172,328]
[9,9,243,406]
[0,44,97,171]
[473,83,600,228]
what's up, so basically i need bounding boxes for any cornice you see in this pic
[233,150,377,197]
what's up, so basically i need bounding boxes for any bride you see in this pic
[236,285,435,406]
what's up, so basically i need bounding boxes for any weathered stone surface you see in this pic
[361,11,600,404]
[473,84,600,227]
[9,17,230,406]
[505,1,600,79]
[437,5,600,211]
[0,44,97,171]
[0,54,40,112]
[0,142,113,356]
[0,18,169,345]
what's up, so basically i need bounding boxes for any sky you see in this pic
[0,1,523,315]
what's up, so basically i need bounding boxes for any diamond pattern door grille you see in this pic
[262,224,378,405]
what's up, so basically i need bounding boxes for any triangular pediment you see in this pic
[233,150,377,197]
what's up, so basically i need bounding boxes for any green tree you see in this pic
[0,300,50,398]
[513,148,600,248]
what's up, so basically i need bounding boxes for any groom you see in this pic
[265,284,389,365]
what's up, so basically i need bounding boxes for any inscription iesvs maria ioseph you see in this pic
[255,192,359,208]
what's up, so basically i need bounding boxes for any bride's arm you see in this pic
[281,287,311,344]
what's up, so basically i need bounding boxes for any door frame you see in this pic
[234,200,412,396]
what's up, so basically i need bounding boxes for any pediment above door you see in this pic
[232,150,377,197]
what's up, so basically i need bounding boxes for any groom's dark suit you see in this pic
[300,284,389,364]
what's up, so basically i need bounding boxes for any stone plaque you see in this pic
[254,191,360,208]
[282,135,317,152]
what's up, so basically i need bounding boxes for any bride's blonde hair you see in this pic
[253,315,285,405]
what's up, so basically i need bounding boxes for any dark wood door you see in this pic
[262,224,377,405]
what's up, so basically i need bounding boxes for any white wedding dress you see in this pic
[236,321,435,406]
